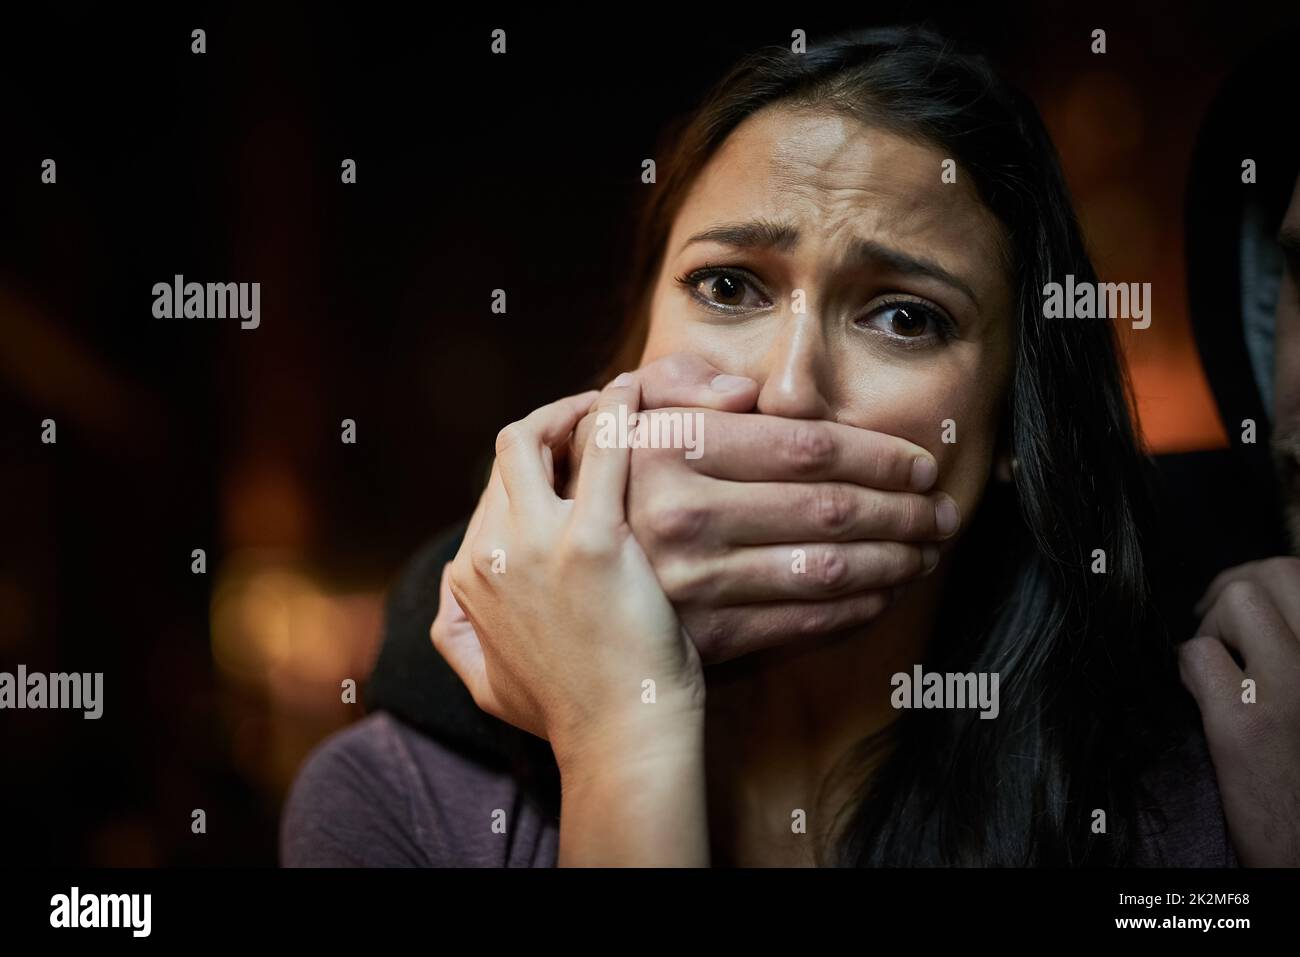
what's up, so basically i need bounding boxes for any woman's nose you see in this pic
[753,314,835,420]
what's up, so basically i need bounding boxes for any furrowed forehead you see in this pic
[667,106,1012,305]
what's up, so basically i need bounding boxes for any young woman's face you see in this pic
[641,105,1016,525]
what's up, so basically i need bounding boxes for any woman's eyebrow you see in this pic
[682,219,801,253]
[682,219,981,310]
[848,238,981,310]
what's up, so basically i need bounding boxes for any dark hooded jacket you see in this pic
[1150,33,1299,642]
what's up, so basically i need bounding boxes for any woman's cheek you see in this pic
[840,370,1001,523]
[640,309,764,372]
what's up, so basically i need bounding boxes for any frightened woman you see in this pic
[281,27,1234,867]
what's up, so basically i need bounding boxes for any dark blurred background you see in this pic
[2,2,1295,865]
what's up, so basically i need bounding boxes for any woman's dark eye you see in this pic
[888,305,928,336]
[859,301,951,344]
[678,268,769,311]
[706,274,746,305]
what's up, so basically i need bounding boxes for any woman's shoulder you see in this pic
[280,711,560,867]
[1133,723,1237,867]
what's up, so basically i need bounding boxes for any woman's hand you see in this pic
[434,376,710,865]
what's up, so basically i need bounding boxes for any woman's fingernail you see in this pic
[710,373,754,393]
[611,371,635,387]
[935,494,960,537]
[910,456,938,491]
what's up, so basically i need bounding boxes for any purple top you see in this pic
[282,712,559,867]
[280,711,1237,867]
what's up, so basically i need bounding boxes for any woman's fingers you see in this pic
[464,459,507,546]
[658,540,936,605]
[614,353,759,412]
[494,390,600,514]
[635,478,959,547]
[466,461,516,576]
[566,357,758,480]
[571,373,641,530]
